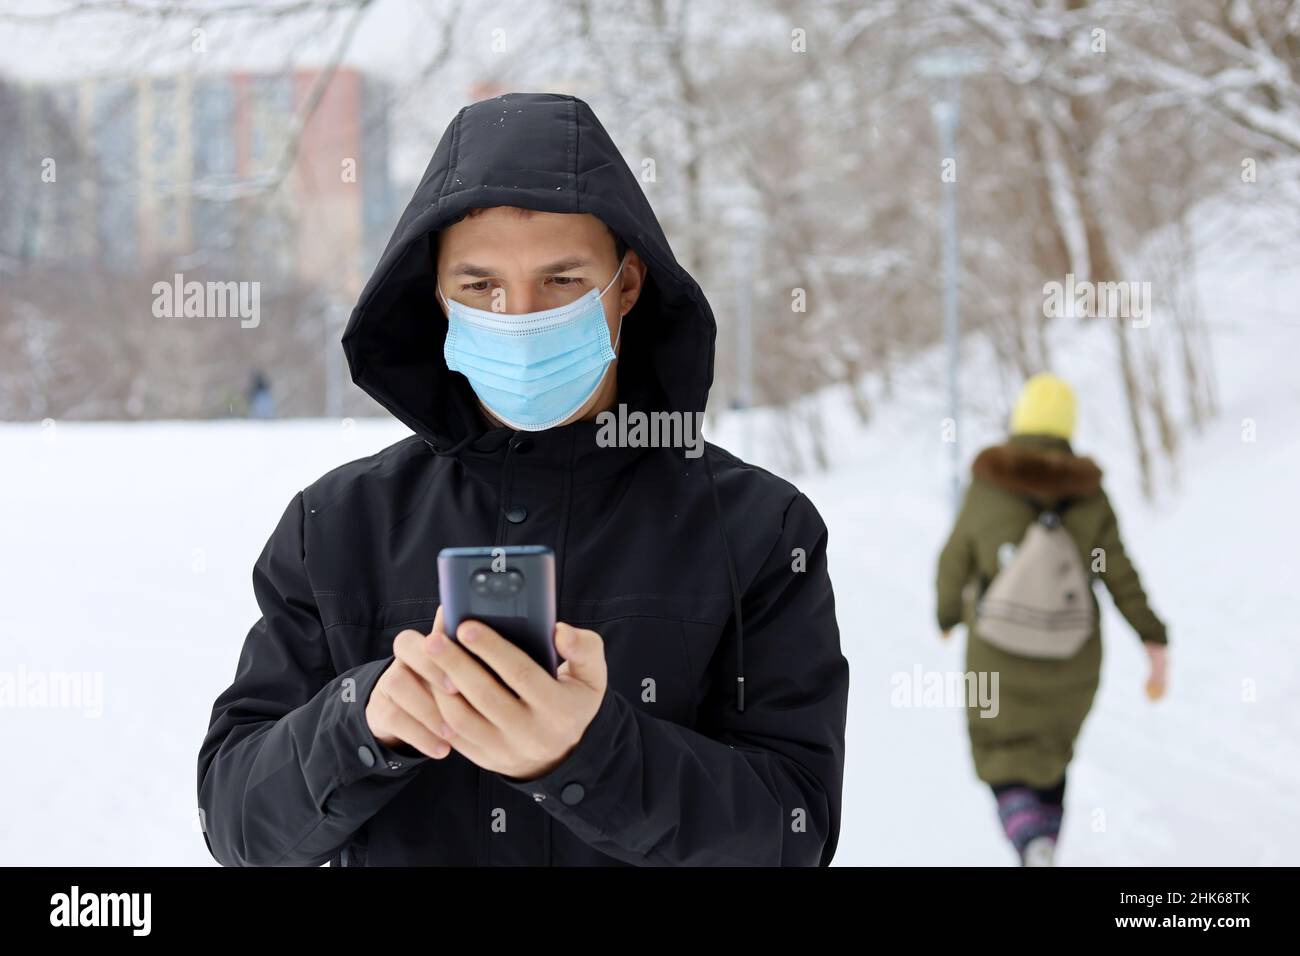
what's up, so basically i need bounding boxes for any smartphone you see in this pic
[437,546,558,677]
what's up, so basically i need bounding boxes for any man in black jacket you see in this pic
[197,91,850,866]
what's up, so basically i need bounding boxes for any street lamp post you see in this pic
[934,93,961,512]
[917,51,983,512]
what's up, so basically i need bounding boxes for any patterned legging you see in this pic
[990,773,1066,859]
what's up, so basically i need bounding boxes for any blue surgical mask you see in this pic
[438,253,628,431]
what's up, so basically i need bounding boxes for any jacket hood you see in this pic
[342,91,717,447]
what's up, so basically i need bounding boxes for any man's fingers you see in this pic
[378,700,453,759]
[393,627,454,691]
[432,683,499,749]
[428,626,528,729]
[371,669,452,759]
[382,664,449,740]
[451,620,560,710]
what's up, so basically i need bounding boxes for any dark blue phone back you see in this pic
[437,546,558,677]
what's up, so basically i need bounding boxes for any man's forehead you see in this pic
[437,207,617,267]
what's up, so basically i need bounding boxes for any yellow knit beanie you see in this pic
[1010,373,1076,440]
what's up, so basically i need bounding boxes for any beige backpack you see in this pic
[974,510,1095,659]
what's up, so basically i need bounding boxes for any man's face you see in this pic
[435,206,645,428]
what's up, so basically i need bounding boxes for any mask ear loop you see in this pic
[602,252,630,354]
[599,251,629,298]
[610,312,626,353]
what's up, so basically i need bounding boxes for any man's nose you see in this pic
[504,284,541,313]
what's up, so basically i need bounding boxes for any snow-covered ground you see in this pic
[1,212,1296,865]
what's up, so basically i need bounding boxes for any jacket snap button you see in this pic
[560,782,585,806]
[505,505,527,524]
[357,745,376,768]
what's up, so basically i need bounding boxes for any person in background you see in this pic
[246,369,275,419]
[935,373,1169,866]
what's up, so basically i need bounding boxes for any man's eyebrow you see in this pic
[535,256,593,274]
[448,257,595,277]
[448,262,496,278]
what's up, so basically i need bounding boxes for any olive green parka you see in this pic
[936,433,1168,788]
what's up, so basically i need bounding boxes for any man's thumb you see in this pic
[556,623,604,683]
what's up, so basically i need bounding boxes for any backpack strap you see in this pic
[1017,491,1078,523]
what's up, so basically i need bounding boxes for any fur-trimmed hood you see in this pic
[972,437,1103,501]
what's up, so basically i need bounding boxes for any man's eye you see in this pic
[549,276,582,287]
[461,280,491,292]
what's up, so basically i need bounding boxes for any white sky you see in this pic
[1,0,433,81]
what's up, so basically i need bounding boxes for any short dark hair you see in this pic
[457,206,627,261]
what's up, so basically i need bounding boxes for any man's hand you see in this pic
[365,625,457,759]
[1144,641,1168,701]
[414,605,608,780]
